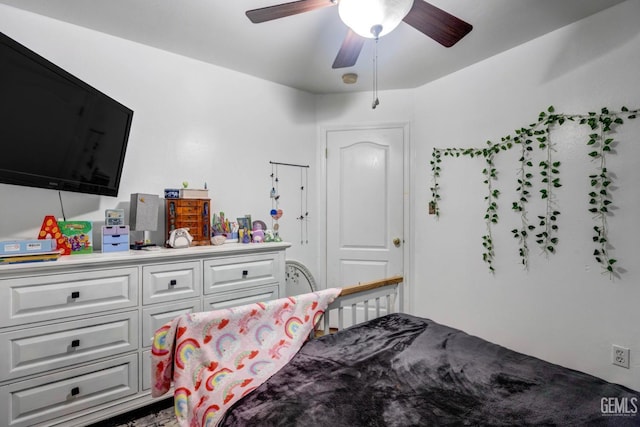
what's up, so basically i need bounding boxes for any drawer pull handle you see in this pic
[71,387,80,396]
[242,270,248,277]
[71,339,80,348]
[170,279,177,286]
[71,291,80,299]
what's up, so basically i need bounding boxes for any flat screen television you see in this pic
[0,31,133,197]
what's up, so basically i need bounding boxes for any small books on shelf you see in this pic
[0,237,61,264]
[0,251,61,265]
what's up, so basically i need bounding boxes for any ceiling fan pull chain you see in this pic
[372,36,380,109]
[305,166,309,244]
[300,167,304,244]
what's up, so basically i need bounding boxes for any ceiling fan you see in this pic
[246,0,473,69]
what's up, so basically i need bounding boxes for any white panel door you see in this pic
[326,126,404,289]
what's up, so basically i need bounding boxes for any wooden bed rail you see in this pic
[321,275,404,335]
[337,275,404,296]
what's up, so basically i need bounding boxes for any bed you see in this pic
[152,276,639,426]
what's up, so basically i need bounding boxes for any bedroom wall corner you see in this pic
[411,0,640,391]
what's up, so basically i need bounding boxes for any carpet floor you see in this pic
[88,398,177,427]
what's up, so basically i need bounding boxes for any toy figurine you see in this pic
[264,230,275,242]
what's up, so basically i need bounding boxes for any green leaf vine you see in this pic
[510,127,533,268]
[581,107,636,276]
[430,105,638,276]
[482,149,499,272]
[534,108,562,259]
[429,150,442,218]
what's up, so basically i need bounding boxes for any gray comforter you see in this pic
[219,313,639,426]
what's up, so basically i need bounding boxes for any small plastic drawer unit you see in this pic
[102,225,130,253]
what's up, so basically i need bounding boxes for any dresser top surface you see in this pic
[0,242,291,275]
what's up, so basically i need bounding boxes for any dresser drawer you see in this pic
[0,354,138,427]
[103,234,129,245]
[0,311,138,381]
[142,299,202,348]
[203,253,279,295]
[102,242,129,253]
[0,268,138,327]
[204,283,279,310]
[175,199,200,208]
[142,349,152,391]
[176,206,201,215]
[102,225,129,236]
[142,261,201,305]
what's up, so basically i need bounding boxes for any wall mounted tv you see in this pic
[0,31,133,197]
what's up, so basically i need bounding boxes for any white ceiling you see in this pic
[0,0,626,94]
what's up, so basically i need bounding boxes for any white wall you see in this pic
[317,1,640,391]
[0,5,319,270]
[413,0,640,390]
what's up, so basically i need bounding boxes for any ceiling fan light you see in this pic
[338,0,413,39]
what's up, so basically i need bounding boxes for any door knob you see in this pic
[393,238,401,247]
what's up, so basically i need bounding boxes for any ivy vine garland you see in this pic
[430,106,638,276]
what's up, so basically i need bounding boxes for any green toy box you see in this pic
[58,221,93,255]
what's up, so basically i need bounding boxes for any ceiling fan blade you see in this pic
[246,0,335,24]
[332,29,365,69]
[402,1,472,47]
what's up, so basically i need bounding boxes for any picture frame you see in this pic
[236,217,251,231]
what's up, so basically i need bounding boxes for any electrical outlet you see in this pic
[612,345,630,369]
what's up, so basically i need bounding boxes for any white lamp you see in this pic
[338,0,413,39]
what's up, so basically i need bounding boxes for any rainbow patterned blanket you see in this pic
[151,288,341,427]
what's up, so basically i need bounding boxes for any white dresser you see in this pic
[0,242,289,427]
